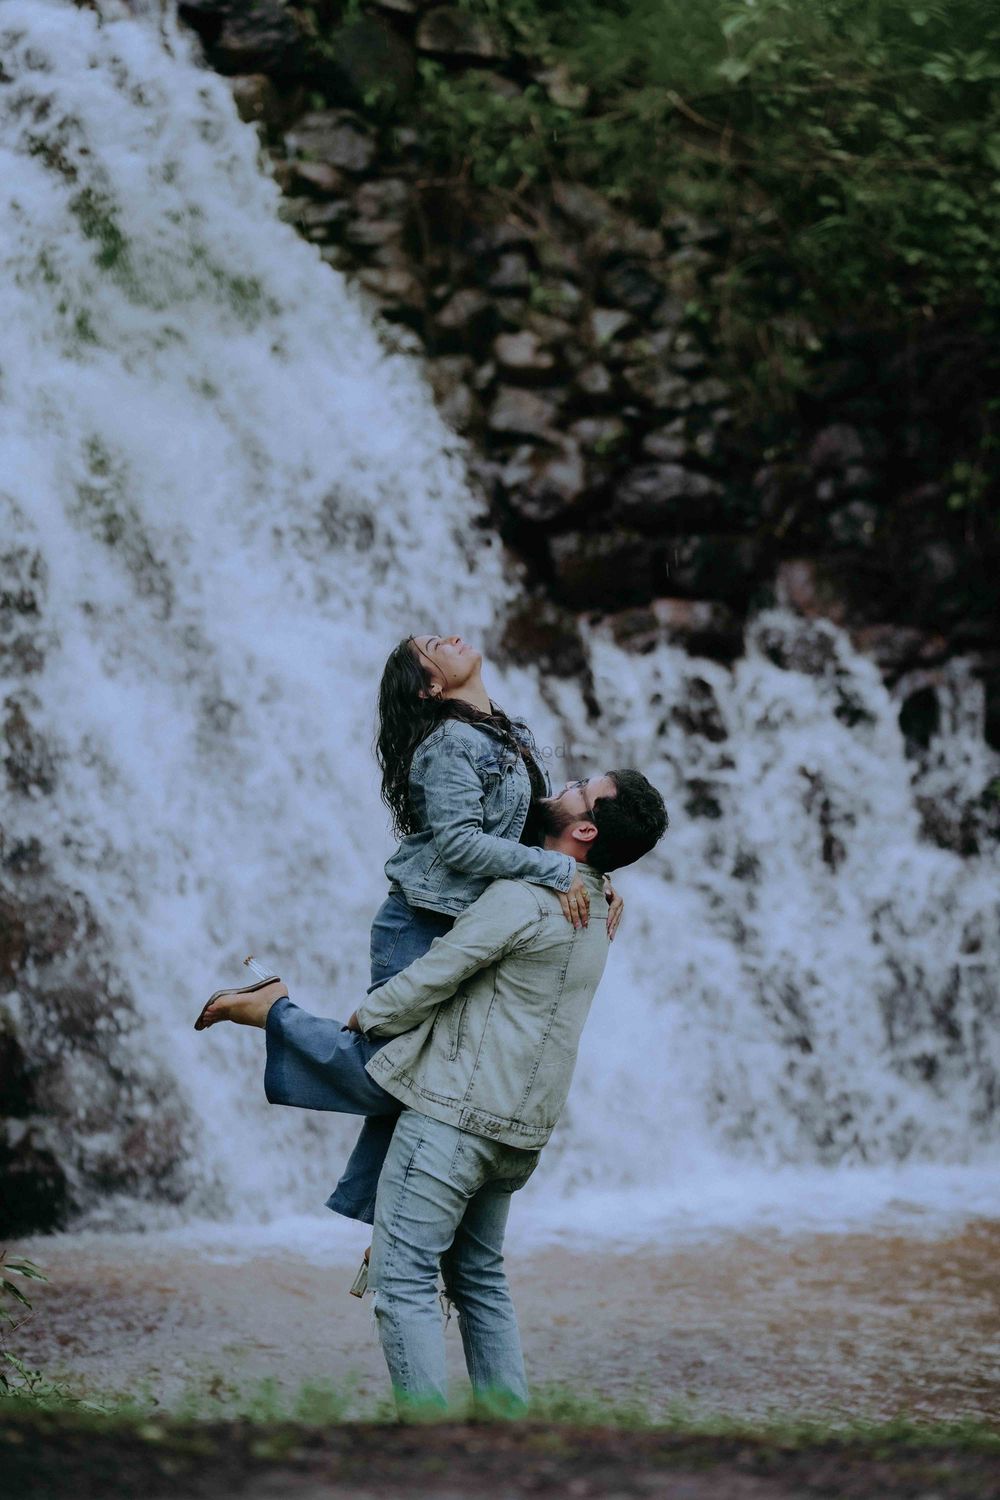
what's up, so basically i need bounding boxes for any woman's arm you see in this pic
[416,734,575,893]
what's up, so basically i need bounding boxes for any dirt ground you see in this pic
[11,1218,1000,1424]
[3,1410,999,1500]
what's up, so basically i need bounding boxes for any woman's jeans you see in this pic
[263,889,454,1224]
[369,1106,539,1414]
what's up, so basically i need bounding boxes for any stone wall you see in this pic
[177,0,999,743]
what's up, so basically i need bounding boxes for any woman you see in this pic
[195,632,621,1227]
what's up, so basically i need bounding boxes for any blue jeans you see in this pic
[263,889,454,1223]
[369,1107,539,1415]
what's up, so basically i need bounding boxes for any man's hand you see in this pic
[557,873,590,930]
[604,876,624,941]
[346,1011,362,1033]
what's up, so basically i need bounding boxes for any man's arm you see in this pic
[353,882,541,1040]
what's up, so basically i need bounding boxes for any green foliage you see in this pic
[414,0,1000,341]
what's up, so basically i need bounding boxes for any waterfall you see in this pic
[2,0,997,1235]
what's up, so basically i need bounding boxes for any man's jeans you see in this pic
[263,889,454,1223]
[370,1107,540,1415]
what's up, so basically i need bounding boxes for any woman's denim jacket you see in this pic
[383,718,574,916]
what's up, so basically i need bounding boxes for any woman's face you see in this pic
[411,634,482,696]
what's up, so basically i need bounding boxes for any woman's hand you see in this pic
[557,873,591,930]
[604,876,624,941]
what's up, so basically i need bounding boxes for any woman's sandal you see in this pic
[193,974,283,1031]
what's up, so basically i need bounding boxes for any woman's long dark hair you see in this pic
[375,637,537,837]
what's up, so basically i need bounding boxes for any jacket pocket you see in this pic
[446,993,469,1060]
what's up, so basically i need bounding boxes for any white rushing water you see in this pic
[1,0,997,1238]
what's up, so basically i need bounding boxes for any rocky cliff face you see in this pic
[176,0,999,739]
[1,540,196,1236]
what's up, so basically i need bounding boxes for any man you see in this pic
[348,769,668,1415]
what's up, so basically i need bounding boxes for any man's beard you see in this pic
[532,797,575,839]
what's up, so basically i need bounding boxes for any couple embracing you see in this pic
[195,632,668,1416]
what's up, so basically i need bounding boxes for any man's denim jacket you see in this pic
[383,718,574,916]
[355,866,610,1150]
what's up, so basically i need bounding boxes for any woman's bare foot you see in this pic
[196,979,288,1031]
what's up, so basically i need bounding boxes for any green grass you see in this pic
[2,1372,997,1449]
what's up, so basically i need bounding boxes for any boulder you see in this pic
[177,0,302,76]
[621,362,691,410]
[319,15,416,106]
[608,598,743,663]
[568,416,629,454]
[551,181,616,233]
[434,288,494,343]
[284,110,376,174]
[3,697,56,796]
[575,363,614,399]
[665,535,759,607]
[357,267,426,323]
[499,596,590,683]
[808,423,866,471]
[0,1123,70,1237]
[486,252,532,293]
[613,463,725,531]
[502,440,586,524]
[851,624,948,681]
[416,7,506,61]
[354,178,412,220]
[550,531,661,610]
[642,424,688,462]
[228,74,283,129]
[493,330,555,379]
[601,257,663,316]
[291,160,349,195]
[487,387,561,440]
[586,307,633,348]
[426,356,479,433]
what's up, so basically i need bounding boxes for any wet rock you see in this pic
[551,181,616,233]
[587,307,634,348]
[426,355,479,432]
[284,110,376,174]
[614,463,724,531]
[354,178,412,221]
[296,199,351,238]
[685,778,724,820]
[0,1123,70,1237]
[493,331,555,379]
[3,697,56,795]
[601,258,664,316]
[621,362,691,410]
[434,288,494,342]
[568,416,628,454]
[345,216,405,250]
[0,544,48,677]
[357,267,426,320]
[550,531,660,610]
[486,252,532,294]
[535,63,590,111]
[851,624,948,681]
[502,440,586,523]
[487,386,560,439]
[609,599,743,664]
[177,0,301,77]
[320,15,416,107]
[899,683,941,750]
[665,535,759,607]
[774,558,850,626]
[229,73,283,129]
[290,160,349,196]
[641,423,688,462]
[416,7,506,61]
[498,596,591,686]
[575,363,614,399]
[828,500,879,547]
[809,423,866,471]
[687,376,730,407]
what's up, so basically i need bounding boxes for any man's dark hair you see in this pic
[587,770,668,873]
